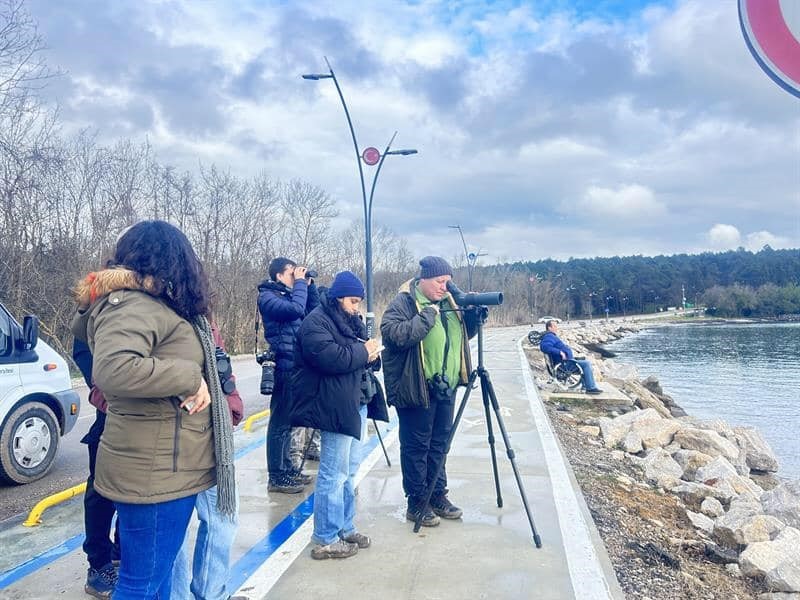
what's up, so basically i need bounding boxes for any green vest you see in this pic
[415,283,463,387]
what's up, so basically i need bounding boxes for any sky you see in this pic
[27,0,800,264]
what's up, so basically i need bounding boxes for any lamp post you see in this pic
[303,57,417,337]
[448,225,485,290]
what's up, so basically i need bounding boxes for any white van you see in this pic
[0,303,80,484]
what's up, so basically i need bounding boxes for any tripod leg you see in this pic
[482,370,543,548]
[298,430,315,473]
[373,419,391,467]
[479,369,503,508]
[413,369,479,533]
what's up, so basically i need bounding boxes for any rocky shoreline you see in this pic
[524,321,800,599]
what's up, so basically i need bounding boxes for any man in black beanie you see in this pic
[380,256,479,527]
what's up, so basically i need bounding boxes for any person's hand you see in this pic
[294,266,307,280]
[182,378,211,415]
[560,351,567,360]
[365,339,381,362]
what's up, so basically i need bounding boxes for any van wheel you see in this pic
[0,402,60,485]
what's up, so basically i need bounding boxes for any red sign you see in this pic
[739,0,800,98]
[361,147,381,166]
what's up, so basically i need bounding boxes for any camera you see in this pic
[427,373,452,401]
[447,280,503,307]
[256,350,276,395]
[215,347,236,395]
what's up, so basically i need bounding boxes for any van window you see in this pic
[0,312,10,356]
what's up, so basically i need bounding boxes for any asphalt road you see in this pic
[0,357,267,524]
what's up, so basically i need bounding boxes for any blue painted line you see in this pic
[0,534,85,588]
[226,419,397,591]
[0,420,396,592]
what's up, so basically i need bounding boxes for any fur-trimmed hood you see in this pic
[74,268,158,309]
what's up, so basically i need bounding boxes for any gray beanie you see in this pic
[419,256,453,279]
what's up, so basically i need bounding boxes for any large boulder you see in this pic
[733,427,779,473]
[641,376,688,417]
[673,449,714,481]
[641,448,684,489]
[597,408,663,449]
[695,456,764,498]
[617,379,672,418]
[674,428,740,462]
[762,481,800,529]
[671,481,735,509]
[701,497,725,518]
[686,510,715,534]
[766,559,800,594]
[740,528,800,590]
[714,511,784,548]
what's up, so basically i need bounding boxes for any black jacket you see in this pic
[291,294,389,439]
[257,278,320,374]
[380,279,479,409]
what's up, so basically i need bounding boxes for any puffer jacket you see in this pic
[257,278,319,374]
[539,331,574,365]
[291,293,389,439]
[380,279,479,409]
[71,268,215,504]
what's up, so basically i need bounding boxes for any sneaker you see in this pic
[291,470,314,486]
[406,502,441,527]
[85,563,117,599]
[268,474,304,494]
[585,388,603,395]
[431,493,463,519]
[310,539,359,560]
[342,532,371,548]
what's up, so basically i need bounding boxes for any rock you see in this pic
[671,481,735,509]
[686,510,715,534]
[674,428,740,462]
[611,450,625,461]
[726,563,742,576]
[739,527,800,578]
[758,593,800,600]
[631,418,683,450]
[762,481,800,529]
[673,449,714,481]
[734,427,779,473]
[695,456,764,498]
[622,431,643,454]
[618,379,672,418]
[701,497,724,518]
[641,448,683,489]
[714,512,784,547]
[641,375,688,417]
[578,425,600,437]
[704,542,739,564]
[597,408,663,449]
[766,559,800,593]
[641,375,665,396]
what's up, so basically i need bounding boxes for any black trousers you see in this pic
[83,413,119,570]
[396,394,455,503]
[266,376,294,478]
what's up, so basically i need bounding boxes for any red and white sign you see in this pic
[361,147,381,166]
[739,0,800,98]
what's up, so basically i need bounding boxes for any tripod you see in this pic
[413,308,542,548]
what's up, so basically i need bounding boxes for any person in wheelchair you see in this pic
[539,320,602,394]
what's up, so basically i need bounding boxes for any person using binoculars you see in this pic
[257,258,320,493]
[380,256,480,527]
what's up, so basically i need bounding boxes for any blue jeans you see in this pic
[312,405,367,546]
[172,486,239,600]
[113,495,197,600]
[267,377,294,479]
[576,359,597,389]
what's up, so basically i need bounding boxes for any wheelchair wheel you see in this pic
[554,361,583,390]
[528,330,543,345]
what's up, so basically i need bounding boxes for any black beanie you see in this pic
[329,271,365,299]
[419,256,453,279]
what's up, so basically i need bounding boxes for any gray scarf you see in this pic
[193,316,237,518]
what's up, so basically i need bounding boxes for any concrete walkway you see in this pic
[0,326,623,600]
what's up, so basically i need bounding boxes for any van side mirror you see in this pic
[21,315,39,351]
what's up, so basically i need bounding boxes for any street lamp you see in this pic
[303,57,417,337]
[448,225,486,290]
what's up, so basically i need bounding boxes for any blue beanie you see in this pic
[329,271,365,299]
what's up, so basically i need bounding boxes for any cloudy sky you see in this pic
[28,0,799,263]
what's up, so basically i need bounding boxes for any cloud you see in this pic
[576,184,666,220]
[707,224,742,249]
[745,230,789,251]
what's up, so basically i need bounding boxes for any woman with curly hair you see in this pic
[72,220,235,599]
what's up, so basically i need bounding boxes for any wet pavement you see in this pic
[0,326,623,599]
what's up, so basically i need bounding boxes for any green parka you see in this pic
[71,269,215,504]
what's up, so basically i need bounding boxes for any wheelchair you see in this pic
[544,354,584,391]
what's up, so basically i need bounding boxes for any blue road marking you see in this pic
[0,420,397,592]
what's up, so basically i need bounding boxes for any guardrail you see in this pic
[243,409,270,432]
[23,482,87,527]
